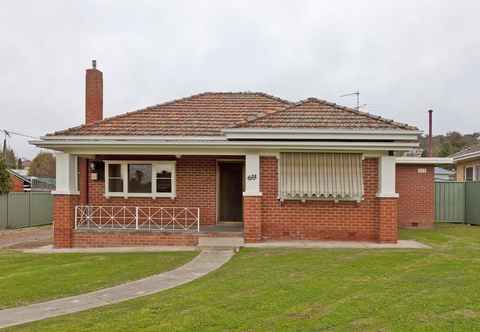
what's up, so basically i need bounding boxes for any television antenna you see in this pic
[340,90,360,110]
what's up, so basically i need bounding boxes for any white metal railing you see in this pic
[74,206,200,232]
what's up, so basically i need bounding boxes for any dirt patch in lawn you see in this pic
[0,226,52,249]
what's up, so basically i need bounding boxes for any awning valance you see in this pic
[279,152,364,201]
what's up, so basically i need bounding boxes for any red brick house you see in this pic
[32,62,449,248]
[7,169,30,192]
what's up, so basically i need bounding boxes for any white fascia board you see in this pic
[222,128,421,141]
[452,151,480,162]
[396,157,454,165]
[30,139,419,153]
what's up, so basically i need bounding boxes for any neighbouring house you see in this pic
[7,169,56,192]
[451,145,480,181]
[8,169,30,192]
[31,61,452,248]
[434,167,455,182]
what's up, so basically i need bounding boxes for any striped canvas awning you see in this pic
[279,152,364,201]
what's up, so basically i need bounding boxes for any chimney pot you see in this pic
[92,59,96,69]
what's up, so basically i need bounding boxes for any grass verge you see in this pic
[0,250,197,309]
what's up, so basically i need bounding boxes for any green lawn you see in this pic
[6,224,480,331]
[0,250,197,309]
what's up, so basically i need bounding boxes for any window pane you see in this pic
[108,179,123,192]
[108,164,122,177]
[156,170,172,193]
[466,167,474,181]
[128,164,152,193]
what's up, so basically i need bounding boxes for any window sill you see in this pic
[105,193,176,199]
[279,196,363,203]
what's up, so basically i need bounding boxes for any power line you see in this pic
[2,129,39,140]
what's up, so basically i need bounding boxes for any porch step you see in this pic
[204,231,243,238]
[198,237,244,249]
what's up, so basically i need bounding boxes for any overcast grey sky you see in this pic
[1,0,479,158]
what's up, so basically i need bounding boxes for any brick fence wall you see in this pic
[396,164,435,228]
[72,230,199,247]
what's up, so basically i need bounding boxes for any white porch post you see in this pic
[376,155,399,198]
[53,152,79,195]
[243,153,262,196]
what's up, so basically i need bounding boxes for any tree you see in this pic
[0,158,11,194]
[29,152,55,177]
[419,131,480,157]
[1,145,17,169]
[17,158,23,169]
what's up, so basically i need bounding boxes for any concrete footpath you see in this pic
[0,249,233,329]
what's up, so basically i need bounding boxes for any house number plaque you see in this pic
[247,174,257,181]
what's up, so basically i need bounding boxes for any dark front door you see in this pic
[219,163,243,222]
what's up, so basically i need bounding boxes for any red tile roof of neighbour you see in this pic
[48,92,417,137]
[49,92,292,136]
[233,98,417,130]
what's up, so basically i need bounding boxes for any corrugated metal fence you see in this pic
[435,182,480,224]
[0,192,53,229]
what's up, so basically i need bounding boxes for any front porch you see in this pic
[53,152,400,248]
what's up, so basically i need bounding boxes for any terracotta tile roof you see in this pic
[49,92,292,136]
[48,93,417,137]
[234,98,417,130]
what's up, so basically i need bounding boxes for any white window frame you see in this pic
[465,166,474,182]
[104,160,176,198]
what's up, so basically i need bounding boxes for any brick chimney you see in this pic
[85,60,103,124]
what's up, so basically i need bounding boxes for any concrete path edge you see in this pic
[0,249,234,329]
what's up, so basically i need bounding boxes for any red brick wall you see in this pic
[259,157,388,242]
[53,194,79,248]
[54,155,408,247]
[72,231,199,247]
[396,164,434,228]
[87,156,221,226]
[10,175,24,192]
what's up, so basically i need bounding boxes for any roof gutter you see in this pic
[30,138,419,154]
[452,151,480,162]
[396,157,453,165]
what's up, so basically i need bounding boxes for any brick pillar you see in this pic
[378,197,398,243]
[243,196,262,243]
[53,194,79,248]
